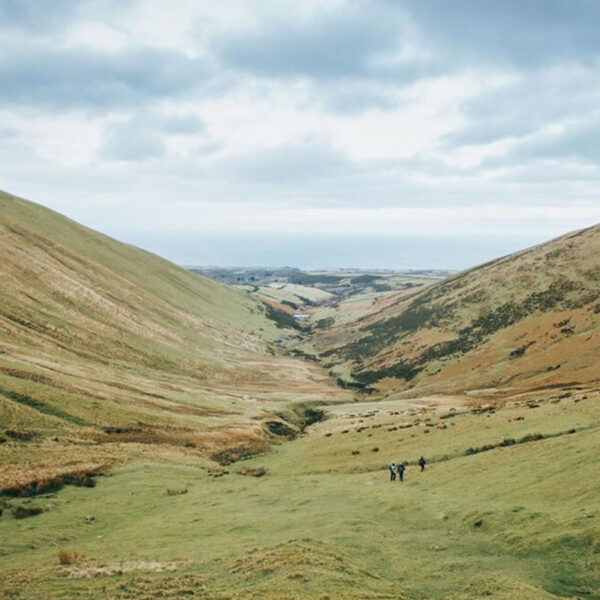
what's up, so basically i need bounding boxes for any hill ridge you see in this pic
[310,222,600,400]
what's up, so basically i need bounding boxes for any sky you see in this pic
[2,0,600,268]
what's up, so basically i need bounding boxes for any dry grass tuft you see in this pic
[58,549,83,566]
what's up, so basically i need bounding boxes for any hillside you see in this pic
[309,225,600,400]
[1,195,599,599]
[0,190,345,490]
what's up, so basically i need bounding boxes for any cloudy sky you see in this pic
[2,0,600,268]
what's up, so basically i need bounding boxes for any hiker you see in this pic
[419,456,426,471]
[397,462,405,482]
[389,462,396,481]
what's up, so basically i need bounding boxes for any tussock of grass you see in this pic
[12,505,43,519]
[58,549,83,566]
[1,468,102,498]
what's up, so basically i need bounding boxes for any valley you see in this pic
[1,191,599,599]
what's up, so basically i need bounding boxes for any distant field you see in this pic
[193,266,450,326]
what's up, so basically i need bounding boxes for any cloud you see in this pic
[0,0,81,32]
[100,111,206,161]
[440,63,600,154]
[102,118,165,162]
[482,119,600,169]
[403,0,600,69]
[1,0,600,263]
[214,141,354,183]
[160,114,205,135]
[212,2,411,81]
[0,43,208,110]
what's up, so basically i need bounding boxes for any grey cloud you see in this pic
[102,118,165,161]
[0,125,17,139]
[314,82,407,114]
[0,0,81,31]
[206,143,467,208]
[403,0,600,69]
[443,66,600,148]
[471,120,600,175]
[211,3,408,80]
[215,141,354,184]
[101,110,208,161]
[0,43,208,110]
[212,0,600,91]
[507,121,600,165]
[160,114,204,134]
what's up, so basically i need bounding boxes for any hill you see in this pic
[0,196,599,599]
[0,190,344,491]
[308,225,600,401]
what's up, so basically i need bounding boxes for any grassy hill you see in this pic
[0,190,345,490]
[309,225,600,400]
[1,194,599,599]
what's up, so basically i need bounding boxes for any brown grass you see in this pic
[58,549,83,566]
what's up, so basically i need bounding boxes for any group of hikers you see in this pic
[388,456,426,481]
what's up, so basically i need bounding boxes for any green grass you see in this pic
[1,395,598,599]
[0,190,346,488]
[1,190,599,598]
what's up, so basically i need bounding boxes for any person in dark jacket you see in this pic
[397,462,405,482]
[389,462,396,481]
[419,456,426,471]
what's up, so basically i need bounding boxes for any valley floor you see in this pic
[1,392,600,599]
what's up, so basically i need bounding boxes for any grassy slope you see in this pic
[1,194,599,599]
[0,190,345,488]
[1,392,598,599]
[309,225,600,398]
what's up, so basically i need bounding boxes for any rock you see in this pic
[473,519,483,527]
[85,515,96,523]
